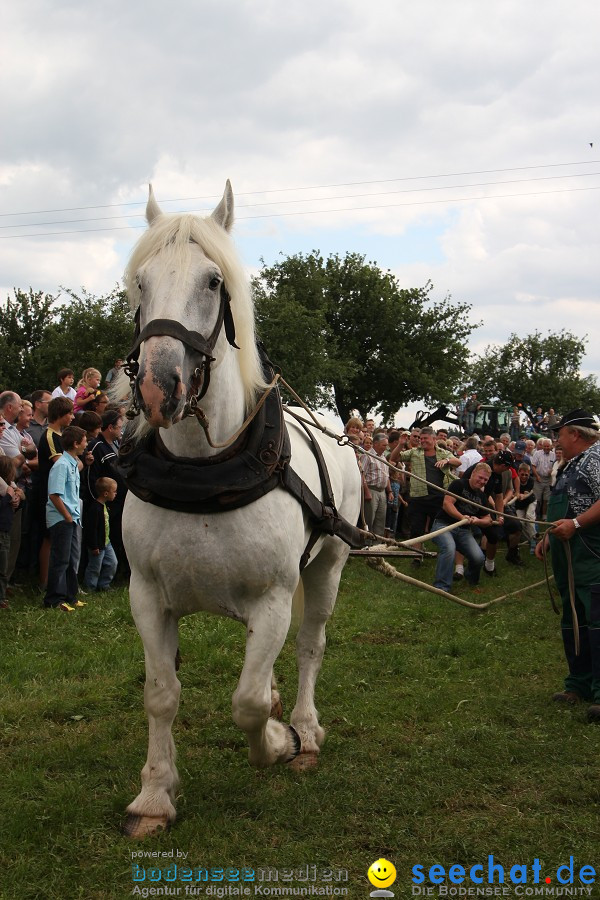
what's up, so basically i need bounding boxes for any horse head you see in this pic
[126,182,237,429]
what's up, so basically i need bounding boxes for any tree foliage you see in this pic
[0,286,135,395]
[469,330,600,413]
[253,251,476,422]
[0,288,56,392]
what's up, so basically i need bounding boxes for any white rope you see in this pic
[366,554,554,611]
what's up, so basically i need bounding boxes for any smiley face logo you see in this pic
[368,858,397,889]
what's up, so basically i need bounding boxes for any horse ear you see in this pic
[146,184,162,225]
[211,180,234,232]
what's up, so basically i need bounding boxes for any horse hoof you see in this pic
[123,813,171,839]
[288,750,319,772]
[270,697,283,720]
[285,725,301,762]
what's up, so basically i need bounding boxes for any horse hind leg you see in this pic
[233,596,300,767]
[124,585,181,838]
[289,543,346,771]
[270,672,283,721]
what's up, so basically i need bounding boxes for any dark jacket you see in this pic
[82,499,108,551]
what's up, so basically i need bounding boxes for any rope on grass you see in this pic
[365,549,554,611]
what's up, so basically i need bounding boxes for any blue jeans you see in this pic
[84,542,118,590]
[44,520,82,607]
[431,517,485,592]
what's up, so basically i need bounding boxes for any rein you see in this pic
[124,284,239,420]
[189,372,281,449]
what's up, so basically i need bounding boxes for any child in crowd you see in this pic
[73,368,103,413]
[43,425,88,612]
[51,368,77,402]
[83,477,118,592]
[37,396,75,590]
[0,457,18,609]
[514,463,537,554]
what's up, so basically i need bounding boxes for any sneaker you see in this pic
[58,602,76,612]
[78,588,89,596]
[483,567,498,577]
[453,571,464,582]
[73,600,87,608]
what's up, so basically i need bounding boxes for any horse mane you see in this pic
[123,212,266,422]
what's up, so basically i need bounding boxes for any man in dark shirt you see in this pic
[463,449,523,574]
[431,462,494,592]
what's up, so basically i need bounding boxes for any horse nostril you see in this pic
[173,378,184,400]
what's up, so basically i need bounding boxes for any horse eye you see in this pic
[209,276,221,291]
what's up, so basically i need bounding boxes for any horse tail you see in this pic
[291,579,304,630]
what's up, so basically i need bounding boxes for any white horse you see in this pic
[120,182,361,837]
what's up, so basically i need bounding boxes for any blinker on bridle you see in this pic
[124,283,239,420]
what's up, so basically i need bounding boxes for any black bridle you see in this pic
[124,284,239,419]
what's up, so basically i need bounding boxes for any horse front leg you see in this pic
[124,578,181,838]
[289,544,345,770]
[233,596,300,767]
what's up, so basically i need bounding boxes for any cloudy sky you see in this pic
[2,0,599,423]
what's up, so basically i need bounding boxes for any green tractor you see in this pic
[408,404,515,438]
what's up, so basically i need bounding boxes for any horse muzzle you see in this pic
[137,337,188,428]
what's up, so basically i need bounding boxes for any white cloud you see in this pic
[1,0,598,395]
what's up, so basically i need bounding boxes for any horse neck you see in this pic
[159,347,247,459]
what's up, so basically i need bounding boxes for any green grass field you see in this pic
[1,550,599,900]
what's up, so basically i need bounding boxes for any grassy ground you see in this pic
[1,549,599,900]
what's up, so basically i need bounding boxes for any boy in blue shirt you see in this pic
[44,425,88,612]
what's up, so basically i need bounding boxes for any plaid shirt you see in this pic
[360,449,390,490]
[395,446,455,498]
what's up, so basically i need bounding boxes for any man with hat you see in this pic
[535,409,600,720]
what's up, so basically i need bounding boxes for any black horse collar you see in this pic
[118,345,289,514]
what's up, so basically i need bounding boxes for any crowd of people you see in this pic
[2,369,600,721]
[347,406,600,720]
[346,415,560,564]
[0,360,126,611]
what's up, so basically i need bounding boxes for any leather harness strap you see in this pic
[125,285,239,407]
[119,336,368,570]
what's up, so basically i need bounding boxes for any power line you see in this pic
[1,183,599,240]
[1,158,599,219]
[2,171,599,231]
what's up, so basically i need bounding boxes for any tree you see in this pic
[38,286,134,391]
[0,286,135,395]
[0,288,56,391]
[468,330,600,414]
[253,251,476,422]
